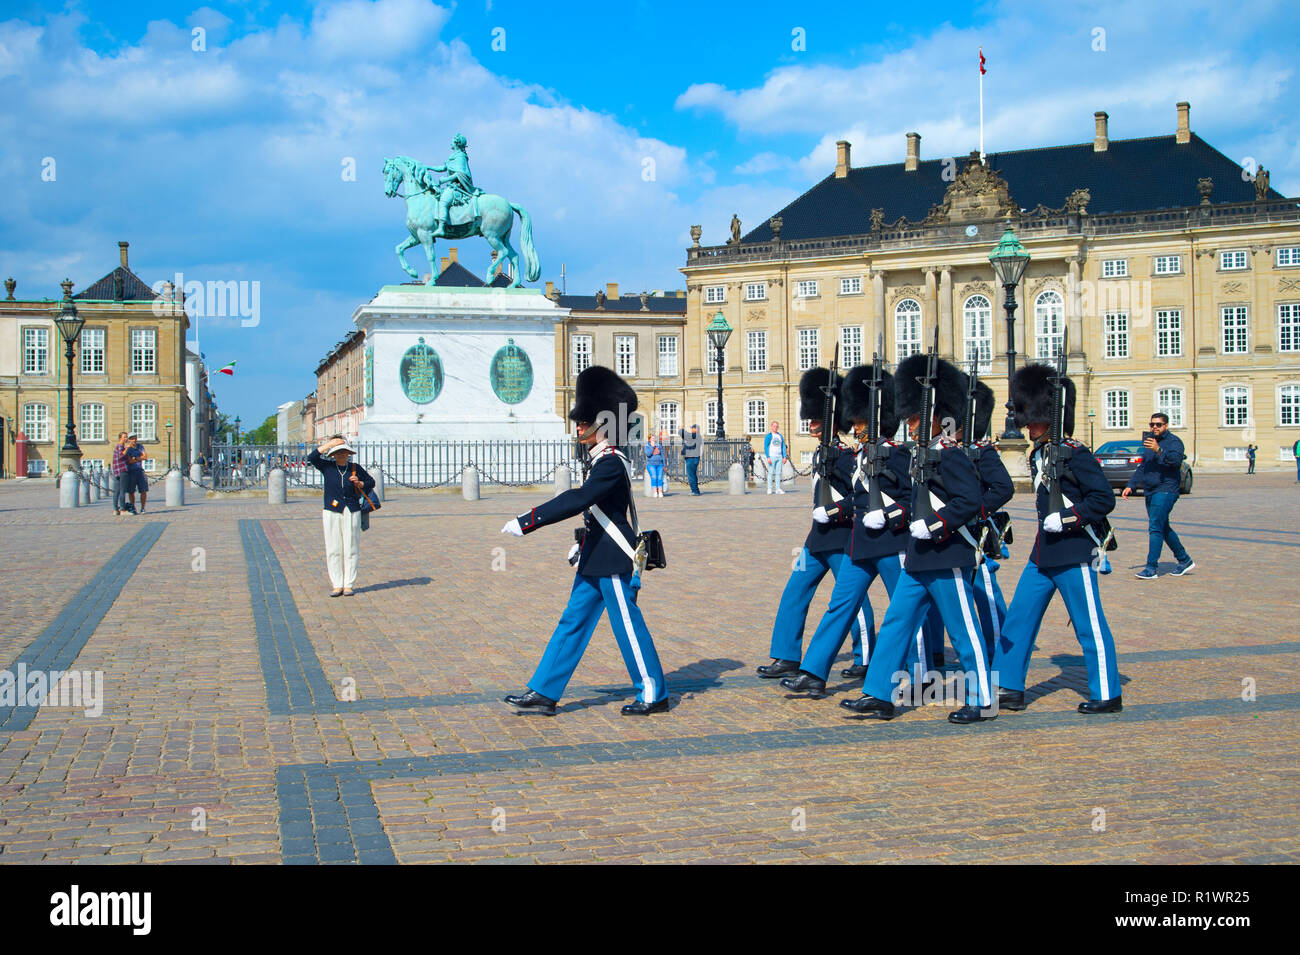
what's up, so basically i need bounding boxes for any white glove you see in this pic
[501,518,523,537]
[863,509,887,530]
[812,506,830,524]
[1043,512,1064,534]
[909,519,932,540]
[567,542,580,563]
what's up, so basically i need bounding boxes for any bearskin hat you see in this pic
[799,367,851,433]
[894,353,967,431]
[840,366,899,438]
[568,365,637,424]
[969,380,996,442]
[1010,363,1076,436]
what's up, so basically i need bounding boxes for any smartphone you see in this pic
[1141,431,1155,442]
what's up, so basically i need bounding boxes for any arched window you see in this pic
[894,298,922,363]
[1034,290,1064,359]
[1221,386,1249,427]
[1278,384,1299,427]
[657,401,679,435]
[1103,389,1130,429]
[963,295,993,373]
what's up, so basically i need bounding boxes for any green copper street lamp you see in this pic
[52,278,85,469]
[706,310,732,440]
[988,227,1031,439]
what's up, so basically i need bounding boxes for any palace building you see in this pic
[670,102,1300,470]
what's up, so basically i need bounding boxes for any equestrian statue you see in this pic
[382,134,540,288]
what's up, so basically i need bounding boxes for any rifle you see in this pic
[861,335,886,512]
[1043,329,1072,515]
[908,327,941,523]
[963,356,981,462]
[816,342,841,509]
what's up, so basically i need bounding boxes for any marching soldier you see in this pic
[500,366,669,717]
[841,354,993,723]
[992,364,1122,714]
[756,368,865,679]
[960,380,1015,660]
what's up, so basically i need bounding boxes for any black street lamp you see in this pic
[52,278,85,469]
[165,418,174,470]
[1088,407,1096,448]
[705,310,732,440]
[988,227,1031,439]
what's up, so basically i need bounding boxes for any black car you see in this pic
[1094,440,1193,494]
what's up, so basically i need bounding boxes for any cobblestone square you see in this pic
[1,473,1297,864]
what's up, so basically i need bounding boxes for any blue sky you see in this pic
[2,0,1296,425]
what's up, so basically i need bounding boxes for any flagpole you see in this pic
[979,48,985,164]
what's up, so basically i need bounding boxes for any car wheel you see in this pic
[1181,470,1193,495]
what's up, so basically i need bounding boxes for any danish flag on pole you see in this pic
[979,48,986,74]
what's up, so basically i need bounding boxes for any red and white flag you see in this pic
[979,48,986,75]
[218,360,236,376]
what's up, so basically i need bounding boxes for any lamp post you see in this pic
[52,278,85,472]
[234,415,241,443]
[705,310,733,441]
[1088,408,1096,448]
[988,227,1031,439]
[165,418,174,471]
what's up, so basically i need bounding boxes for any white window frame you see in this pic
[615,335,636,377]
[963,295,993,374]
[1103,389,1130,430]
[1155,388,1185,429]
[839,276,862,296]
[1221,386,1249,428]
[27,459,48,476]
[1034,290,1065,359]
[1219,249,1248,271]
[799,451,813,466]
[1277,246,1300,268]
[1221,306,1249,354]
[131,402,158,442]
[795,280,819,298]
[22,327,49,375]
[657,335,678,377]
[1102,259,1128,278]
[131,327,157,374]
[1223,446,1247,462]
[657,401,679,435]
[1104,312,1130,359]
[80,402,105,442]
[746,399,767,435]
[1155,309,1182,357]
[839,326,864,367]
[706,340,727,374]
[571,335,592,376]
[746,330,768,373]
[704,285,726,304]
[80,327,105,374]
[22,402,50,442]
[1279,384,1300,427]
[1153,255,1182,276]
[894,299,922,363]
[1278,303,1300,353]
[744,283,767,302]
[797,419,811,436]
[704,399,727,437]
[797,328,819,371]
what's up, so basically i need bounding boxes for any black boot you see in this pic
[1078,696,1123,714]
[839,695,895,719]
[756,658,799,678]
[621,698,670,716]
[840,664,868,679]
[998,688,1026,711]
[503,690,557,715]
[779,671,826,696]
[948,704,994,724]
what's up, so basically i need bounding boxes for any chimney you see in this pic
[606,282,619,300]
[905,132,921,172]
[1176,101,1190,144]
[119,241,129,268]
[439,254,449,271]
[1093,111,1109,152]
[676,290,685,298]
[835,140,851,178]
[545,280,555,297]
[448,247,458,263]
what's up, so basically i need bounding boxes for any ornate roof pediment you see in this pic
[925,151,1019,224]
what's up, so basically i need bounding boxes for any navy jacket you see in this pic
[905,438,982,573]
[841,440,912,560]
[307,449,375,513]
[971,442,1015,518]
[805,441,856,554]
[517,443,636,577]
[1127,430,1184,495]
[1029,438,1116,568]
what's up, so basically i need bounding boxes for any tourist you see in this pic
[680,424,702,495]
[645,434,666,497]
[764,420,789,494]
[307,435,376,597]
[111,432,129,515]
[122,433,150,514]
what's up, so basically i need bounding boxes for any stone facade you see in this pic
[314,329,365,440]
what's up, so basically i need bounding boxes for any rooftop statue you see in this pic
[383,135,540,288]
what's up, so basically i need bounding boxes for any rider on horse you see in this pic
[422,134,480,238]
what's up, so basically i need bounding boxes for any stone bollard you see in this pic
[267,467,287,504]
[59,470,80,508]
[91,467,102,501]
[644,470,654,498]
[553,465,572,496]
[189,462,203,487]
[165,467,184,507]
[79,473,91,505]
[108,472,119,503]
[729,461,747,495]
[782,458,796,489]
[462,465,480,501]
[371,469,385,502]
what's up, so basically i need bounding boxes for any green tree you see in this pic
[245,413,278,445]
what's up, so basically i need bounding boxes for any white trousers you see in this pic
[322,508,361,589]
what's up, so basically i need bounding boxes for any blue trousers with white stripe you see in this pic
[992,560,1120,702]
[529,572,667,704]
[864,568,992,707]
[768,549,861,663]
[967,557,1009,662]
[799,553,935,681]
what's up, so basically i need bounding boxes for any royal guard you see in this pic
[992,364,1122,714]
[500,366,669,716]
[960,379,1015,660]
[756,367,865,679]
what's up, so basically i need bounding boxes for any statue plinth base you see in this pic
[998,438,1032,489]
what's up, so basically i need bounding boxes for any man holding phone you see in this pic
[1123,412,1193,579]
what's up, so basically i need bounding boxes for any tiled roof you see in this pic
[73,266,161,301]
[743,133,1286,243]
[558,293,686,315]
[432,261,513,288]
